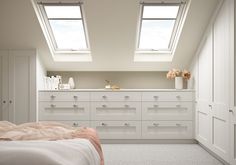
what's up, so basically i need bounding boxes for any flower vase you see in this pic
[68,77,75,89]
[175,77,183,89]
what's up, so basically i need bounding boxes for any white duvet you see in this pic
[0,138,100,165]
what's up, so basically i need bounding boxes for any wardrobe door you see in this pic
[212,1,230,161]
[196,31,212,147]
[8,50,36,124]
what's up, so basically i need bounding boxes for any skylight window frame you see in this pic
[38,2,91,54]
[136,2,186,54]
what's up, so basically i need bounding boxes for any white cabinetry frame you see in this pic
[38,90,194,140]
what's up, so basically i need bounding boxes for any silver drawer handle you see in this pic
[176,104,181,107]
[101,123,107,126]
[124,96,130,99]
[2,100,6,104]
[153,123,159,126]
[102,105,107,108]
[124,123,130,126]
[73,96,78,99]
[73,104,78,108]
[153,96,159,99]
[50,104,56,108]
[102,95,107,99]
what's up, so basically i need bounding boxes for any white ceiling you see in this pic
[0,0,220,71]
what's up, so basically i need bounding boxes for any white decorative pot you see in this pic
[175,77,183,89]
[68,77,75,89]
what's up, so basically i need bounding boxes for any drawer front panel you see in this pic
[91,102,141,120]
[91,92,141,101]
[39,92,90,101]
[142,121,193,139]
[39,102,90,120]
[142,102,192,120]
[91,121,141,139]
[142,92,193,101]
[38,120,90,128]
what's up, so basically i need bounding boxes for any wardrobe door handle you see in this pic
[2,100,6,104]
[9,100,12,104]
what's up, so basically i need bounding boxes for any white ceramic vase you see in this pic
[68,77,75,89]
[175,77,183,89]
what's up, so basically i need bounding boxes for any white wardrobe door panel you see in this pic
[9,55,30,124]
[198,32,213,102]
[196,111,210,143]
[0,55,2,120]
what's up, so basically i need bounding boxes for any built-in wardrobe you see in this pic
[189,0,235,164]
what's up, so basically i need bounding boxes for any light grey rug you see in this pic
[102,144,223,165]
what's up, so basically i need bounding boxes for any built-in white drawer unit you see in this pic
[91,121,141,139]
[39,91,90,101]
[91,102,141,120]
[91,92,141,101]
[142,91,193,101]
[142,102,192,120]
[142,121,193,139]
[39,102,90,121]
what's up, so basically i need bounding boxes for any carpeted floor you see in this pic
[102,144,224,165]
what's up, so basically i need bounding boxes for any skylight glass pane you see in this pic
[49,20,87,50]
[45,6,81,18]
[139,20,175,50]
[143,6,179,18]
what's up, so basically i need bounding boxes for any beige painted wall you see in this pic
[47,71,178,89]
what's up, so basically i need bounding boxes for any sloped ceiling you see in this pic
[0,0,220,71]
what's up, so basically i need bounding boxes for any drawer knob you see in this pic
[50,104,56,108]
[124,96,130,99]
[102,105,107,108]
[51,95,56,99]
[73,96,78,99]
[73,104,78,108]
[2,100,6,104]
[124,104,129,108]
[153,104,159,108]
[153,123,159,126]
[153,96,159,99]
[101,123,107,126]
[73,123,79,127]
[124,123,130,126]
[176,104,181,107]
[176,123,181,127]
[176,95,181,99]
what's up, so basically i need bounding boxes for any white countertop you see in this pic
[38,89,195,92]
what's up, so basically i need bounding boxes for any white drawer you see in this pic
[142,92,193,101]
[39,92,90,101]
[38,120,90,128]
[91,92,141,101]
[142,102,193,120]
[142,121,193,139]
[91,102,141,120]
[39,102,90,121]
[91,121,141,139]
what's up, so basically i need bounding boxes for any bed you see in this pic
[0,121,104,165]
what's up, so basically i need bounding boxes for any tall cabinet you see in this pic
[195,0,233,163]
[0,50,37,124]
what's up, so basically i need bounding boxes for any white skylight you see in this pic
[43,5,88,51]
[32,1,91,61]
[137,3,186,53]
